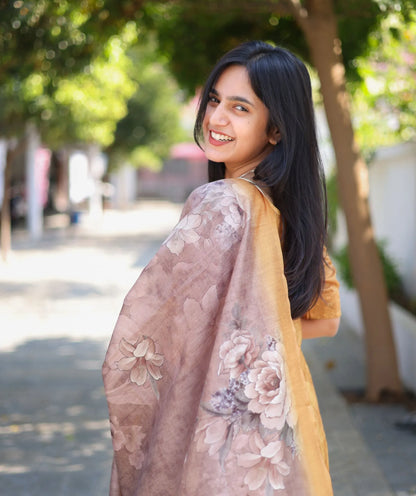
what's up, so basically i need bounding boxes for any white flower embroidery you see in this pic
[245,347,293,431]
[218,330,259,378]
[110,416,146,470]
[117,336,164,391]
[238,432,290,491]
[165,213,202,255]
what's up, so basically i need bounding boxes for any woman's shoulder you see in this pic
[188,179,237,201]
[184,179,243,212]
[177,180,257,227]
[183,178,277,219]
[187,178,258,205]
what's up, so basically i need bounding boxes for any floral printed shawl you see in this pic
[102,178,341,496]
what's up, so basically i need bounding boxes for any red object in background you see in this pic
[36,147,51,207]
[170,142,206,162]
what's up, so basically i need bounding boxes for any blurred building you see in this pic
[111,142,207,206]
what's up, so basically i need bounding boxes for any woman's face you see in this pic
[202,65,278,178]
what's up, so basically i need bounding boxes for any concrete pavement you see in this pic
[0,202,415,495]
[305,329,416,496]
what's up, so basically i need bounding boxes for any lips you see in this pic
[209,130,234,145]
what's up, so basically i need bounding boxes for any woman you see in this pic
[103,41,341,496]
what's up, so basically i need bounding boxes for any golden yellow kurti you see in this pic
[102,178,341,496]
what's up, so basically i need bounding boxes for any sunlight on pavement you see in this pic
[0,201,183,352]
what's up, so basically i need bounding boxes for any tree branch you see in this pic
[282,0,310,29]
[305,0,333,16]
[177,0,300,16]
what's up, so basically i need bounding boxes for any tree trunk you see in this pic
[53,149,70,213]
[25,123,43,240]
[0,139,27,261]
[294,0,402,400]
[1,145,13,262]
[87,143,104,219]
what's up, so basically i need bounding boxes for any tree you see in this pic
[351,9,416,153]
[45,24,138,148]
[106,40,186,172]
[0,0,146,87]
[140,0,409,400]
[0,0,145,257]
[291,0,402,401]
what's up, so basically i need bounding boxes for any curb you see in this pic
[304,344,395,496]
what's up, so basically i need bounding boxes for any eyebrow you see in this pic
[210,88,254,107]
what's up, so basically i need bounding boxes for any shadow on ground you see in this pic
[0,338,113,496]
[305,328,416,496]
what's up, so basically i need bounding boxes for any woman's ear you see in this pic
[268,127,281,146]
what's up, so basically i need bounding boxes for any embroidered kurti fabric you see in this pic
[102,179,341,496]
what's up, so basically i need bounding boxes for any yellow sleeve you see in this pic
[303,250,341,320]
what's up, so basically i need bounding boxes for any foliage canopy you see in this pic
[351,8,416,152]
[0,0,184,164]
[139,0,415,94]
[106,40,186,170]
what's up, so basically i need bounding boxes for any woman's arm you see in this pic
[301,317,340,339]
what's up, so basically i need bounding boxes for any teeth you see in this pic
[211,131,233,142]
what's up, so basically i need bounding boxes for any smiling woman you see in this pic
[202,65,278,178]
[103,41,341,496]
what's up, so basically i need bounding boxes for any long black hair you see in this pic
[194,40,327,319]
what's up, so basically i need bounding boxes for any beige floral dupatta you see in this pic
[102,178,341,496]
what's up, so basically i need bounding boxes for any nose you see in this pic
[209,103,228,127]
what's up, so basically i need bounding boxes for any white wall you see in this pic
[334,141,416,299]
[368,142,416,297]
[331,142,416,392]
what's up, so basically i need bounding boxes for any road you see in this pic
[0,202,182,495]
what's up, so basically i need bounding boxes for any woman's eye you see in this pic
[235,104,248,112]
[208,95,219,104]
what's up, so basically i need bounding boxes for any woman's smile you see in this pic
[209,130,235,144]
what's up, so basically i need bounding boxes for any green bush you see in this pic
[334,240,404,302]
[326,170,415,316]
[325,170,338,251]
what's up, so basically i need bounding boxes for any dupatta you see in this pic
[102,178,340,496]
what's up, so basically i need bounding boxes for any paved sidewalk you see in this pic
[305,330,416,496]
[305,345,395,496]
[0,203,415,495]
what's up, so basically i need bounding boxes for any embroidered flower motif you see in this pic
[117,336,164,395]
[218,330,259,378]
[237,432,290,491]
[195,306,297,488]
[195,416,230,456]
[217,195,242,229]
[110,416,146,470]
[245,348,292,430]
[164,182,243,256]
[201,190,242,229]
[165,213,202,255]
[212,195,243,250]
